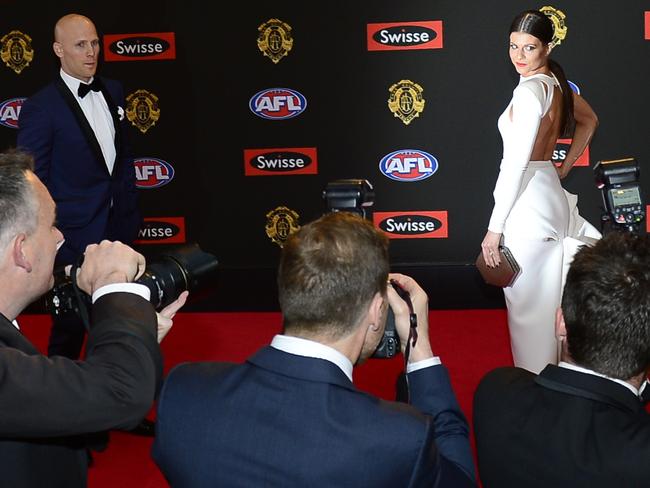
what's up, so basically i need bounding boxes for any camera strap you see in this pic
[403,301,418,367]
[70,256,92,332]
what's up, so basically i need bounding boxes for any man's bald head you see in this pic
[52,14,100,82]
[54,14,95,42]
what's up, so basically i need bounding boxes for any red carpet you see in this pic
[17,310,512,487]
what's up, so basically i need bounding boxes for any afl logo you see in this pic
[133,157,174,189]
[249,88,306,120]
[0,97,25,129]
[379,149,438,182]
[373,211,448,239]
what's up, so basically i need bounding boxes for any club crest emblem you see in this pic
[0,30,34,74]
[387,80,425,126]
[125,89,160,134]
[257,19,293,64]
[265,206,300,247]
[540,5,567,47]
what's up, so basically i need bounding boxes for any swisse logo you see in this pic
[244,147,318,176]
[103,32,176,61]
[373,211,448,239]
[0,97,26,129]
[553,139,589,167]
[249,88,306,120]
[134,217,186,244]
[133,157,175,188]
[367,21,443,51]
[379,149,438,182]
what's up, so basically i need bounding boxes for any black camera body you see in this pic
[372,280,414,359]
[594,157,645,233]
[45,243,218,318]
[372,307,400,359]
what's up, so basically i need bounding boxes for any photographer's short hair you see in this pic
[0,150,37,250]
[562,232,650,379]
[278,212,389,339]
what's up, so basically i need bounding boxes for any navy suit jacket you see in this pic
[473,365,650,487]
[153,346,476,487]
[17,75,140,266]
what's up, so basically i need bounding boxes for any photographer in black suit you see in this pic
[0,149,178,487]
[474,231,650,487]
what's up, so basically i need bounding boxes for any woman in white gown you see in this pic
[481,10,601,373]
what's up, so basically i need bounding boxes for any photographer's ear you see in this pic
[12,233,32,273]
[554,307,566,340]
[367,292,386,332]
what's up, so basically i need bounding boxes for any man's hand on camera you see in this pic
[77,240,146,295]
[387,273,434,363]
[156,291,188,343]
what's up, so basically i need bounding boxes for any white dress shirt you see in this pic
[559,360,647,398]
[271,334,441,382]
[60,68,116,174]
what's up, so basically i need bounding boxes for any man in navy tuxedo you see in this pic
[153,212,476,487]
[474,231,650,487]
[17,14,140,360]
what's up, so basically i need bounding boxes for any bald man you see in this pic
[17,14,141,361]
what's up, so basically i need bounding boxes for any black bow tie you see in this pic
[78,78,102,98]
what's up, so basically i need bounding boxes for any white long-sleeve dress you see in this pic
[488,73,600,373]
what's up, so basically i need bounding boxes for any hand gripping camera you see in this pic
[45,243,218,322]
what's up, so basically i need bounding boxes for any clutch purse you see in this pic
[475,245,521,288]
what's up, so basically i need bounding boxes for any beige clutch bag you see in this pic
[475,245,521,288]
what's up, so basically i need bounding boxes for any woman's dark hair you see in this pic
[510,10,575,137]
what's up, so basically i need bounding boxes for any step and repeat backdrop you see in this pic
[1,1,649,307]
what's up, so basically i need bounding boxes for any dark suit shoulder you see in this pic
[23,80,60,106]
[158,361,237,406]
[477,366,534,392]
[166,361,237,384]
[474,367,536,419]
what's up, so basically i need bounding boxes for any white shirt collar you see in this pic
[60,68,94,98]
[558,361,644,397]
[270,334,353,381]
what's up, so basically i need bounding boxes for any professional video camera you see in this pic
[45,243,218,326]
[322,179,409,359]
[593,157,645,234]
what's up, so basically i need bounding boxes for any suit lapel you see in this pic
[535,364,643,414]
[247,346,356,390]
[54,76,111,176]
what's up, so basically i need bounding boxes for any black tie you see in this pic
[78,78,102,98]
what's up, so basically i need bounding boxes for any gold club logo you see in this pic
[257,19,293,64]
[540,5,567,47]
[125,89,160,134]
[265,206,300,247]
[388,80,425,126]
[0,30,34,74]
